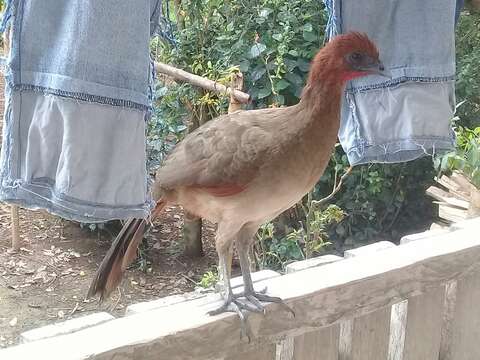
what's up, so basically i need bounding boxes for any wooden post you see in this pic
[220,72,245,284]
[278,255,343,360]
[340,242,396,360]
[467,185,480,217]
[1,27,20,251]
[182,100,204,258]
[173,0,185,31]
[183,212,204,257]
[182,72,245,260]
[448,270,480,359]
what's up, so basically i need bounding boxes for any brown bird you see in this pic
[89,32,385,327]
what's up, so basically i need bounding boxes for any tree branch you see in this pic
[312,166,353,209]
[154,62,250,104]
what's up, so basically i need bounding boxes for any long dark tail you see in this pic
[87,200,166,301]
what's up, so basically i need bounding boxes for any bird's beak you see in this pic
[364,61,392,79]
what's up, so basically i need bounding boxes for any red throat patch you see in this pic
[341,71,368,82]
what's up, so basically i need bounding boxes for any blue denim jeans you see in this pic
[324,0,460,165]
[0,0,170,222]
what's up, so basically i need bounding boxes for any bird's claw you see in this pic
[235,287,295,318]
[208,288,295,342]
[208,297,256,342]
[243,291,295,318]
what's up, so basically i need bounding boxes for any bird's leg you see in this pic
[208,251,260,341]
[236,242,295,317]
[209,251,261,314]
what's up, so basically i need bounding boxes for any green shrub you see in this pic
[456,11,480,128]
[437,124,480,188]
[147,3,478,265]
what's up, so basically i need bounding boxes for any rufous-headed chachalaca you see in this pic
[88,32,386,336]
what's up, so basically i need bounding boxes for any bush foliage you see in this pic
[150,2,480,269]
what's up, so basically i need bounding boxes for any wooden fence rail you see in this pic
[1,218,479,360]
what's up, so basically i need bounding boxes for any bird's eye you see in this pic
[350,52,363,62]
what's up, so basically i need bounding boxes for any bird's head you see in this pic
[307,32,388,86]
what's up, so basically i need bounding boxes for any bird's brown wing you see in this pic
[156,109,278,195]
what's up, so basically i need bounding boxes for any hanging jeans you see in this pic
[0,0,171,222]
[324,0,460,165]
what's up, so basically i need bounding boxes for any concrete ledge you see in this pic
[450,217,480,231]
[400,228,451,245]
[20,312,114,343]
[230,269,280,289]
[1,226,479,360]
[127,270,280,315]
[344,241,396,258]
[285,255,343,274]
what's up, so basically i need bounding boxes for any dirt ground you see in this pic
[0,203,219,348]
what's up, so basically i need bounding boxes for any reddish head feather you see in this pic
[307,32,380,85]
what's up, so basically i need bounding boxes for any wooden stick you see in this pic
[11,205,20,250]
[227,72,244,113]
[436,175,470,201]
[154,62,250,104]
[312,166,353,209]
[450,171,474,192]
[426,186,470,209]
[220,72,245,284]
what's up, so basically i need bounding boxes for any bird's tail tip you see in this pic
[87,200,167,300]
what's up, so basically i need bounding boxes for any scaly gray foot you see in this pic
[208,288,294,341]
[234,287,296,317]
[242,290,295,317]
[208,296,262,341]
[210,288,295,317]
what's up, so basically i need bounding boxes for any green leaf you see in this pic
[303,31,318,42]
[297,58,310,72]
[266,60,276,71]
[251,66,266,81]
[292,84,303,98]
[239,60,250,72]
[272,33,283,41]
[255,17,266,25]
[250,43,267,58]
[275,79,290,91]
[274,94,285,105]
[249,87,259,100]
[284,58,298,71]
[259,8,273,17]
[258,87,272,99]
[285,72,304,86]
[303,23,313,32]
[155,86,169,98]
[288,49,299,57]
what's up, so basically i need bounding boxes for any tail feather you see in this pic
[122,220,147,270]
[87,200,166,300]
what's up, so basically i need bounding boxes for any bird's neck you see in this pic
[299,50,348,121]
[298,79,345,131]
[279,80,345,186]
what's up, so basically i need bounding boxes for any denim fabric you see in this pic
[4,0,163,108]
[0,1,169,221]
[0,93,151,222]
[324,0,459,165]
